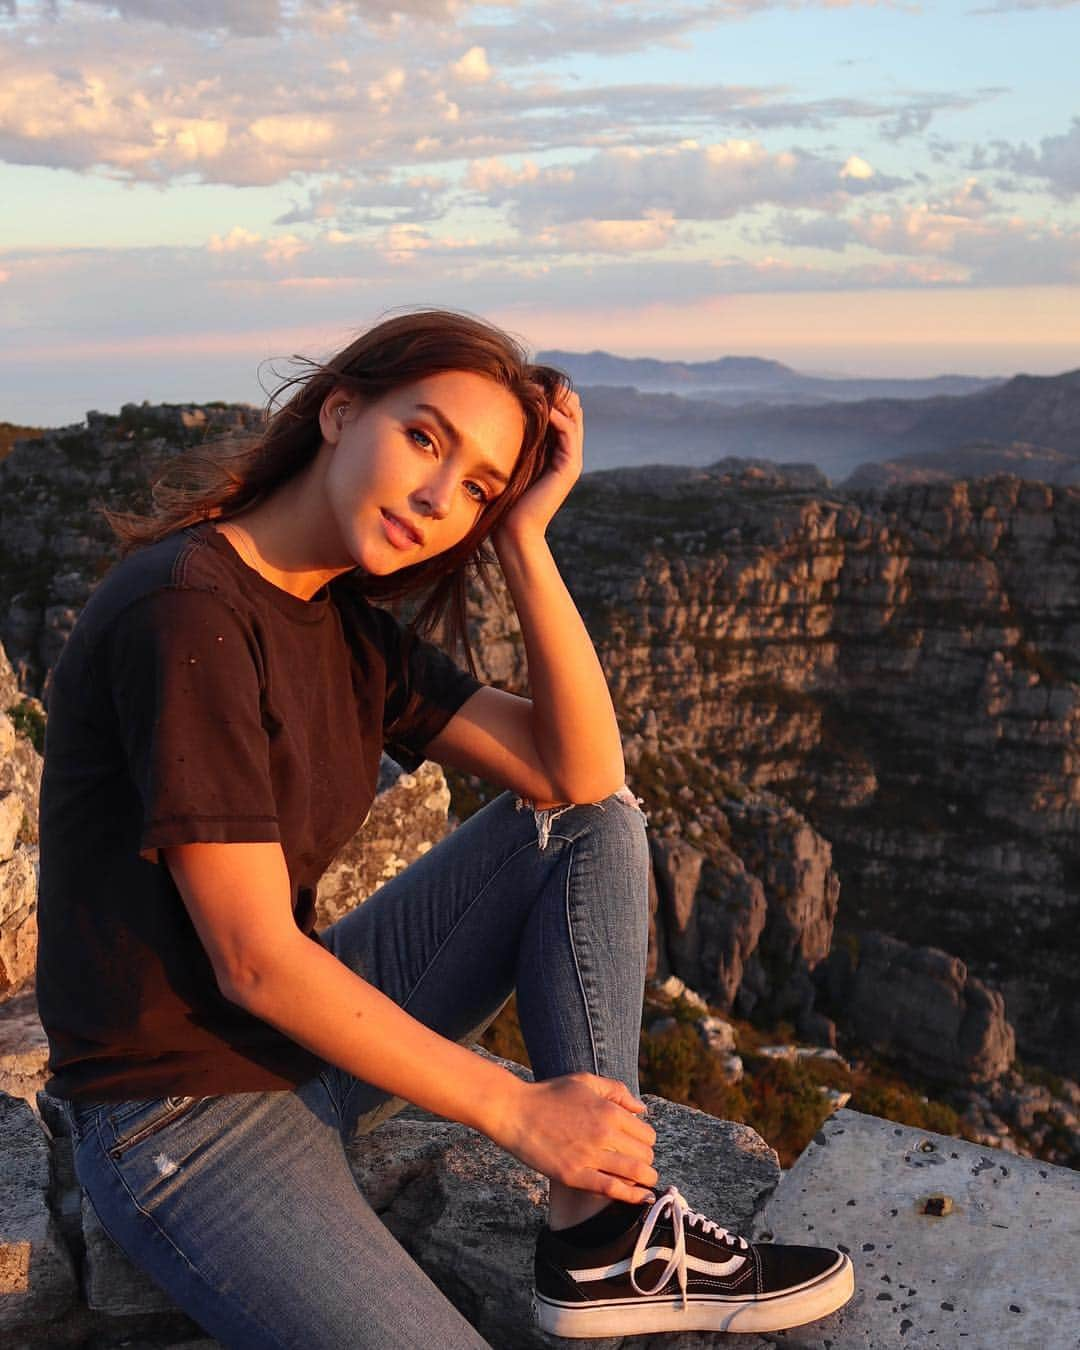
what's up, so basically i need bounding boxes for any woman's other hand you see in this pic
[493,388,583,548]
[490,1071,658,1205]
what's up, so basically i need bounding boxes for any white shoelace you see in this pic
[629,1185,750,1309]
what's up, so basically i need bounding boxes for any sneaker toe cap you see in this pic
[757,1241,846,1290]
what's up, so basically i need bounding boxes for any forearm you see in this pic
[495,528,624,802]
[228,934,525,1139]
[227,921,656,1208]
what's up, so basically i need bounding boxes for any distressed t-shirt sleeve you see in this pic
[103,588,281,862]
[376,607,484,772]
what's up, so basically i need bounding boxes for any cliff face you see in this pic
[0,403,260,693]
[471,466,1080,1076]
[2,413,1079,1076]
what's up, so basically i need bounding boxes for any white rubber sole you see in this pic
[534,1254,855,1337]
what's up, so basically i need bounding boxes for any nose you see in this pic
[413,466,455,521]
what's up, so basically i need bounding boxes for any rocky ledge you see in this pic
[2,1072,1077,1350]
[3,414,1080,1078]
[3,630,1079,1169]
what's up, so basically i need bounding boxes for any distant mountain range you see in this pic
[537,349,998,405]
[6,357,1078,490]
[559,368,1080,484]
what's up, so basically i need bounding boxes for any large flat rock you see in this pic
[754,1108,1080,1349]
[348,1085,782,1349]
[0,1093,78,1339]
[0,987,49,1113]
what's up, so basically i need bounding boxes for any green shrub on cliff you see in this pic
[6,699,46,753]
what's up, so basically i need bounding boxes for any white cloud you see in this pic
[68,0,473,33]
[840,155,874,180]
[153,117,230,162]
[954,221,1080,285]
[537,211,678,254]
[0,6,986,197]
[436,91,461,122]
[1,0,1072,317]
[465,158,545,191]
[262,233,308,263]
[73,0,283,36]
[853,204,982,255]
[931,177,993,217]
[451,45,491,84]
[461,0,892,65]
[762,172,1079,287]
[367,66,406,108]
[326,0,473,18]
[971,0,1079,11]
[208,227,263,252]
[380,222,435,260]
[843,203,1080,285]
[765,212,856,251]
[481,140,894,230]
[277,171,452,226]
[206,226,308,264]
[0,0,997,188]
[249,115,336,155]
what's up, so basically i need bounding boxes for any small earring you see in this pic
[337,404,349,422]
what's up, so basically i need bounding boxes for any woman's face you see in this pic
[321,370,527,575]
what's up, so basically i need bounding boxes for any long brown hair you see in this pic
[103,310,570,670]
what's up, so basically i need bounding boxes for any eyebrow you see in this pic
[414,402,512,488]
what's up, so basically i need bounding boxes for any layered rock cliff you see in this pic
[2,411,1079,1082]
[472,467,1080,1078]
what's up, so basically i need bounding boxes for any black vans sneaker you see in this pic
[534,1184,854,1338]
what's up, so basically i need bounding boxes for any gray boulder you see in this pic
[0,1092,78,1341]
[315,756,456,927]
[645,860,666,980]
[848,931,1016,1085]
[725,795,840,975]
[696,846,768,1011]
[0,846,37,1003]
[0,641,42,1006]
[12,1059,781,1350]
[0,989,49,1115]
[650,836,706,983]
[348,1080,780,1349]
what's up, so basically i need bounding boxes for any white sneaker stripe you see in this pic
[570,1246,747,1283]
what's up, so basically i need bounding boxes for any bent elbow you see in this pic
[217,951,276,1011]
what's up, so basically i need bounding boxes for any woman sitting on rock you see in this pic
[36,308,853,1346]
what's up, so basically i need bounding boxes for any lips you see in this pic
[380,509,425,548]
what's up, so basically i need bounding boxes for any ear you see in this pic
[318,387,354,447]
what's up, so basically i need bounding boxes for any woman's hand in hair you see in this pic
[493,387,583,548]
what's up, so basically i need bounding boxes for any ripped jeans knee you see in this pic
[514,782,648,850]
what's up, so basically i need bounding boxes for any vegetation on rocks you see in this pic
[0,422,44,462]
[6,698,46,753]
[482,993,969,1169]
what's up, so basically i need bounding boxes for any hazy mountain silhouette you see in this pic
[572,369,1080,483]
[539,349,998,406]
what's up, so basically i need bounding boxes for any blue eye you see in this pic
[464,481,490,505]
[409,428,434,451]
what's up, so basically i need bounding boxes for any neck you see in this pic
[216,461,358,601]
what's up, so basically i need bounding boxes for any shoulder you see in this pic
[57,527,254,681]
[77,525,239,624]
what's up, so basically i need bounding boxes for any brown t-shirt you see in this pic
[36,522,482,1101]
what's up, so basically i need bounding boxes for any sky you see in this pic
[1,0,1079,425]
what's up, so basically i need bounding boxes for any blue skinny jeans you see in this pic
[63,786,650,1349]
